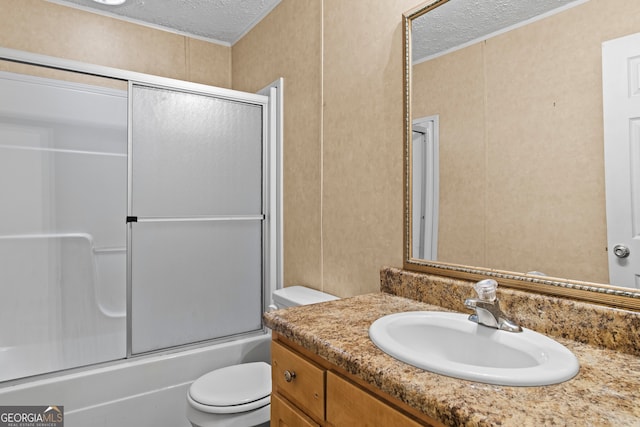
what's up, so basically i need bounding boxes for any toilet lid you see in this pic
[189,362,271,408]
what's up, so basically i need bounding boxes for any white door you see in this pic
[603,32,640,288]
[412,115,439,260]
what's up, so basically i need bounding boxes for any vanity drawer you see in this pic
[327,372,429,427]
[271,393,320,427]
[271,340,326,422]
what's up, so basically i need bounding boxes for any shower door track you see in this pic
[0,47,262,105]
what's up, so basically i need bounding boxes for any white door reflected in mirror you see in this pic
[603,31,640,289]
[411,115,439,260]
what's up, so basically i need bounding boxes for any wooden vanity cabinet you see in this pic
[271,334,445,427]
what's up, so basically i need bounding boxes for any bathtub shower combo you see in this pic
[0,48,281,426]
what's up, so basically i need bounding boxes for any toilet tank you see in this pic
[272,286,338,309]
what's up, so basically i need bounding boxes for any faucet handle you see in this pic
[473,279,498,302]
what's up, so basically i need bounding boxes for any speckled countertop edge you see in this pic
[264,293,640,427]
[380,267,640,357]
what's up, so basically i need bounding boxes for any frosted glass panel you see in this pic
[131,85,263,216]
[130,84,265,354]
[131,220,263,354]
[0,72,127,381]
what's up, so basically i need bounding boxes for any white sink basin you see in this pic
[369,311,579,386]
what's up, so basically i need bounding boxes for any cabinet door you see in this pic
[272,341,326,421]
[272,393,320,427]
[327,372,428,427]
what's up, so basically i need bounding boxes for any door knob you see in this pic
[284,370,296,382]
[613,244,630,258]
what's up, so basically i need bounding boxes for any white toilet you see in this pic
[186,286,338,427]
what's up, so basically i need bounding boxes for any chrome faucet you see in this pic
[464,279,522,333]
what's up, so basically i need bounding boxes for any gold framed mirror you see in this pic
[403,0,640,311]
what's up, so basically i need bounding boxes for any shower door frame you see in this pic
[0,46,279,361]
[126,81,269,355]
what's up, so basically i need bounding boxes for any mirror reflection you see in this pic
[408,0,640,290]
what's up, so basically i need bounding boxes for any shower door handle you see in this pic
[127,215,264,223]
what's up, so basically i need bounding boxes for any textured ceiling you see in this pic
[412,0,588,63]
[47,0,586,54]
[47,0,281,45]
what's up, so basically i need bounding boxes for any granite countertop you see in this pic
[264,292,640,426]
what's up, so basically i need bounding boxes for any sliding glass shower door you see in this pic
[0,49,273,382]
[129,84,265,354]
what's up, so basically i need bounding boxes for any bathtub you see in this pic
[0,331,271,427]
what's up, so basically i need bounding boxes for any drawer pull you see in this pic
[284,370,296,382]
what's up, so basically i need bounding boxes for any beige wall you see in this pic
[233,0,415,296]
[413,0,640,284]
[0,0,231,87]
[320,0,415,296]
[413,44,486,268]
[232,0,324,292]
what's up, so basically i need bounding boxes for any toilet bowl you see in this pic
[186,286,338,427]
[186,362,271,427]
